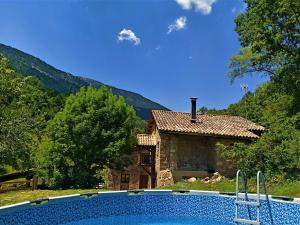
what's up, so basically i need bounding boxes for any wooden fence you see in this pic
[0,170,38,193]
[0,177,38,193]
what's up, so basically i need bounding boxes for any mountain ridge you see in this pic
[0,43,168,119]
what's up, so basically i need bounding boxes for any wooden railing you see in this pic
[0,177,38,193]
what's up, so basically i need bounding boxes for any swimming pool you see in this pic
[0,190,299,225]
[62,215,230,225]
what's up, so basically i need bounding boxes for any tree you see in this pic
[197,106,208,114]
[218,112,300,178]
[229,0,300,110]
[215,79,300,178]
[0,56,64,174]
[216,1,300,179]
[42,86,143,188]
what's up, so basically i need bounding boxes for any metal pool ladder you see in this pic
[234,170,267,225]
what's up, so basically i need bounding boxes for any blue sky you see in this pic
[0,0,268,112]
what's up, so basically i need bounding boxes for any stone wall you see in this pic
[108,151,150,190]
[157,133,242,183]
[157,169,174,187]
[151,125,162,187]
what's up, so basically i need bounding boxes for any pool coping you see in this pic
[0,189,299,215]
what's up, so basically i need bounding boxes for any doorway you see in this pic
[139,175,149,189]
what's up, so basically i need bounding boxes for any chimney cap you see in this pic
[190,97,198,100]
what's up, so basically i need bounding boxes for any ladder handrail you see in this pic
[235,170,252,221]
[257,171,274,225]
[235,170,268,225]
[257,171,267,199]
[256,171,263,224]
[236,170,249,200]
[236,170,247,199]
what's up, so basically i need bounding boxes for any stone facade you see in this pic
[159,132,245,182]
[156,131,244,186]
[158,169,174,187]
[108,150,151,190]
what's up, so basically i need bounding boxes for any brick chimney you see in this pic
[190,97,197,123]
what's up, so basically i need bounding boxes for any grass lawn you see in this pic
[0,189,106,207]
[162,178,300,198]
[1,179,299,207]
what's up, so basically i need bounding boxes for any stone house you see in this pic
[108,98,264,190]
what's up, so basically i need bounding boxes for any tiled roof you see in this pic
[137,134,156,146]
[151,110,264,139]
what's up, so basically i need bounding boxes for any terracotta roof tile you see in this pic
[137,134,156,146]
[151,110,264,139]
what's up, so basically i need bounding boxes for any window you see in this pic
[121,174,130,183]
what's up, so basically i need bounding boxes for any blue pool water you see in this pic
[0,191,300,225]
[62,215,232,225]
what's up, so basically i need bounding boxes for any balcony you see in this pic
[139,153,151,166]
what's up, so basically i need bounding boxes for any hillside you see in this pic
[0,43,168,119]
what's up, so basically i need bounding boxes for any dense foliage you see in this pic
[41,86,144,188]
[210,0,300,179]
[229,0,300,110]
[0,56,146,188]
[0,56,64,174]
[216,82,300,178]
[0,43,168,120]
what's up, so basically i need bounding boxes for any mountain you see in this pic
[0,43,168,120]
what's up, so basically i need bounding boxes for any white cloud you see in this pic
[167,16,187,34]
[117,29,141,45]
[155,45,161,50]
[175,0,217,15]
[231,7,236,13]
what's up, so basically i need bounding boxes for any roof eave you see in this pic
[158,129,260,140]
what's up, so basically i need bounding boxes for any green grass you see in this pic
[0,179,299,207]
[0,189,106,207]
[161,178,300,197]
